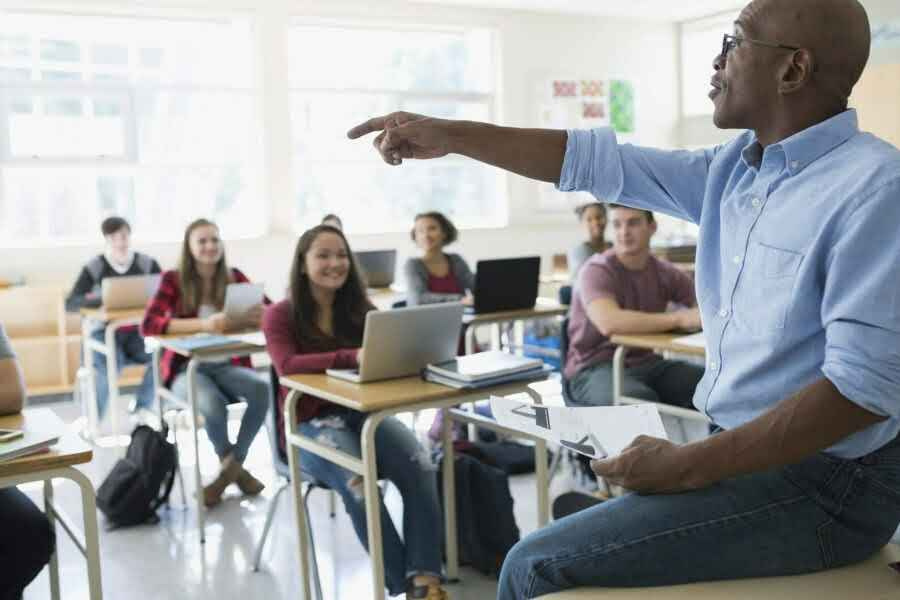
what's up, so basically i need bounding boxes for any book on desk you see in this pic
[0,428,59,463]
[423,350,551,389]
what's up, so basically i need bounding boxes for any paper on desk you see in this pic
[490,395,667,459]
[672,332,706,348]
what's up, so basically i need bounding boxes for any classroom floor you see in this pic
[18,396,552,600]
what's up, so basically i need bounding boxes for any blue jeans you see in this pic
[298,410,442,596]
[497,433,900,599]
[90,327,155,418]
[171,363,269,464]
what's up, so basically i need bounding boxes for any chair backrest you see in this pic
[265,365,291,478]
[558,285,572,307]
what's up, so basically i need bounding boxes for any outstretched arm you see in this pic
[347,112,567,183]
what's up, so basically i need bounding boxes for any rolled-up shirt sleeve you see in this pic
[558,128,716,225]
[821,180,900,436]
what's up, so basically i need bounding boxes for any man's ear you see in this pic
[779,49,815,95]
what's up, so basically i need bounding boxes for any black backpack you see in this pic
[435,452,520,575]
[97,424,178,528]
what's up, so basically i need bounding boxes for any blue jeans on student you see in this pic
[298,410,443,596]
[90,327,155,418]
[171,363,269,464]
[497,432,900,599]
[566,358,703,410]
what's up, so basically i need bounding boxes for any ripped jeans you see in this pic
[298,410,443,596]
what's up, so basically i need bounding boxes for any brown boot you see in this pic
[236,467,265,496]
[203,453,241,507]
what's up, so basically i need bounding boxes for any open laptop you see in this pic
[101,274,162,310]
[355,249,397,288]
[467,256,541,314]
[326,302,464,383]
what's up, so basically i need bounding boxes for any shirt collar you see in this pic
[740,109,859,175]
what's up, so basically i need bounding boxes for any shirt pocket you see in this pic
[735,242,803,337]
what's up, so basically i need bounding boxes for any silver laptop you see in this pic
[326,302,464,383]
[355,249,397,288]
[101,274,162,310]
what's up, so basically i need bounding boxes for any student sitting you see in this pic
[0,322,55,600]
[66,216,161,417]
[403,211,473,306]
[567,201,610,282]
[141,218,269,507]
[262,224,449,600]
[565,205,703,409]
[321,213,343,230]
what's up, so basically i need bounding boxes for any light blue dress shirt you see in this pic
[559,110,900,458]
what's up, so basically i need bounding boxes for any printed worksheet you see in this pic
[490,394,667,459]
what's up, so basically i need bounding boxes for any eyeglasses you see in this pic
[721,33,800,58]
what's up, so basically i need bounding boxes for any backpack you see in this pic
[97,424,178,528]
[435,452,520,575]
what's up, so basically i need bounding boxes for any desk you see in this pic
[80,307,146,439]
[609,333,708,423]
[0,409,102,599]
[461,299,569,355]
[281,374,551,600]
[148,333,266,544]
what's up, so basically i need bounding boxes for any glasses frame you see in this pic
[721,33,800,58]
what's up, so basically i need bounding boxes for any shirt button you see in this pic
[708,361,719,371]
[718,309,729,318]
[732,254,742,264]
[790,160,800,170]
[751,197,762,208]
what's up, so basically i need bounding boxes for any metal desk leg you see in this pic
[81,320,100,440]
[285,390,313,600]
[464,324,477,355]
[535,439,549,527]
[104,325,120,442]
[361,413,387,600]
[67,466,103,600]
[442,407,459,581]
[187,359,205,543]
[43,479,61,600]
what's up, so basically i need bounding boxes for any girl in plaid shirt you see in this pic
[142,218,269,507]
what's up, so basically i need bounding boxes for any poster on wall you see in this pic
[537,77,636,212]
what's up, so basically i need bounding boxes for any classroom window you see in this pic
[288,23,505,234]
[0,12,264,247]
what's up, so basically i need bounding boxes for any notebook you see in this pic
[426,351,545,383]
[0,428,59,463]
[164,334,244,353]
[423,364,552,390]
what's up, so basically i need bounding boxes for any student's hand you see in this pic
[242,304,264,329]
[204,313,229,334]
[674,308,702,332]
[590,435,707,494]
[347,111,452,166]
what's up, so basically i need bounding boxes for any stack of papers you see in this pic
[424,351,550,389]
[0,430,59,463]
[490,395,667,459]
[165,334,244,353]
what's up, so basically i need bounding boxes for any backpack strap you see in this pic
[135,253,154,274]
[85,255,106,283]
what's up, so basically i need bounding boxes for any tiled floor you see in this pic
[18,398,556,600]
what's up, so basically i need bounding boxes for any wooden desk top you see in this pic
[610,333,706,357]
[280,373,534,413]
[0,409,93,478]
[462,300,568,324]
[148,331,265,359]
[80,307,146,322]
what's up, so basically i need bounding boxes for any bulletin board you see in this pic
[536,78,636,212]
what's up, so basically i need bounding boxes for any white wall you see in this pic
[1,0,681,300]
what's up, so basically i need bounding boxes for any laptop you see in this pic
[468,256,541,314]
[355,250,396,288]
[101,274,162,310]
[326,302,464,383]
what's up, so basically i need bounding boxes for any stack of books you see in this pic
[423,350,551,389]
